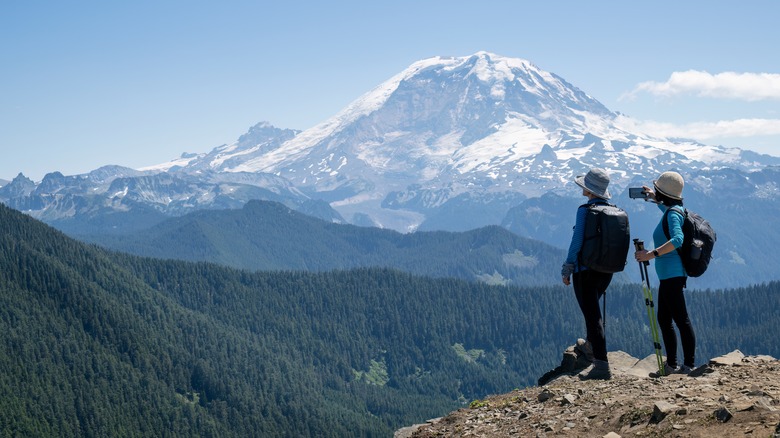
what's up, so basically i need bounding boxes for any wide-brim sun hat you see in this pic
[654,171,684,200]
[575,168,611,200]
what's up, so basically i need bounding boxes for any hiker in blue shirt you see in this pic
[634,171,696,375]
[561,168,614,380]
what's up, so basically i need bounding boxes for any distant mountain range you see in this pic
[2,52,779,288]
[0,166,342,236]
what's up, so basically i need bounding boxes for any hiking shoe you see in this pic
[676,364,693,375]
[649,361,677,378]
[578,360,611,380]
[575,338,595,362]
[688,364,712,378]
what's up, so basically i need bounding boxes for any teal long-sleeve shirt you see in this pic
[653,204,687,280]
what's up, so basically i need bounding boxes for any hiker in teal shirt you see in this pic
[634,171,696,375]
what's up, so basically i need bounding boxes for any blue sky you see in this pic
[2,1,779,181]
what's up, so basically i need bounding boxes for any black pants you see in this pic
[657,276,696,368]
[573,270,612,362]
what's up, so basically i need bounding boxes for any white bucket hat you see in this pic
[575,168,611,200]
[654,171,684,200]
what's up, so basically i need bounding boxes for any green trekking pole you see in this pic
[633,238,665,376]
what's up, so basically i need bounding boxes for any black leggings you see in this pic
[573,270,612,362]
[657,276,696,368]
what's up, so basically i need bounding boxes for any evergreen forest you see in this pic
[1,203,779,436]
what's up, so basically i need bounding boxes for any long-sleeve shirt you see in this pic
[653,203,687,280]
[564,198,607,273]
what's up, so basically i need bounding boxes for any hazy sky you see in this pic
[2,1,779,181]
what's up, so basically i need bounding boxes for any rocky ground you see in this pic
[397,350,780,438]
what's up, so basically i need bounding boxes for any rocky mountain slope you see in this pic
[401,350,780,437]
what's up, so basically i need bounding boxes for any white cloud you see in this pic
[616,116,780,140]
[621,71,780,101]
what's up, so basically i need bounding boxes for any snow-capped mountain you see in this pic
[150,51,776,230]
[2,52,778,231]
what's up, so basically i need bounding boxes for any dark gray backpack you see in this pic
[663,206,716,277]
[578,202,631,273]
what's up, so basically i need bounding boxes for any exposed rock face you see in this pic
[401,350,780,438]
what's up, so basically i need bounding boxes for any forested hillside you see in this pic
[77,200,564,286]
[1,203,778,436]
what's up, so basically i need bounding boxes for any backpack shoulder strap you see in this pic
[662,206,685,238]
[662,208,671,239]
[582,200,611,210]
[663,207,687,261]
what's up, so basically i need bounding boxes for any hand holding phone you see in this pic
[629,187,647,199]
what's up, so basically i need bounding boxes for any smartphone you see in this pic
[629,187,647,199]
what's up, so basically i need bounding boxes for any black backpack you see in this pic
[578,202,631,273]
[662,206,717,277]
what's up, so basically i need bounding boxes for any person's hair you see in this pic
[656,191,682,206]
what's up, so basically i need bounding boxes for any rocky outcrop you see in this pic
[401,350,780,437]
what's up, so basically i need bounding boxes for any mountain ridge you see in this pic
[77,199,564,286]
[230,52,615,176]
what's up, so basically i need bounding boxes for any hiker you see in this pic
[561,168,614,380]
[634,171,696,375]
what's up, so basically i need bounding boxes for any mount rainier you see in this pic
[142,51,776,231]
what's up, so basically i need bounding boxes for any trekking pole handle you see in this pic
[632,238,650,266]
